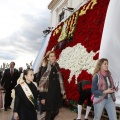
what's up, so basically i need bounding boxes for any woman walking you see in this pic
[92,58,117,120]
[38,51,66,120]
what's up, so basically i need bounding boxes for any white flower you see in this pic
[57,43,98,82]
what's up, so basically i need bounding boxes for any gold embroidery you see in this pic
[79,0,97,16]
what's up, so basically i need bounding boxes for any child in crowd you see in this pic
[13,69,38,120]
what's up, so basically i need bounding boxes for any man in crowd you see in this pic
[74,80,92,120]
[1,62,19,111]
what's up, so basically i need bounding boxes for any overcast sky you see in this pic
[0,0,51,69]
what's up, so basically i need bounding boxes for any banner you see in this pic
[99,0,120,106]
[32,33,51,73]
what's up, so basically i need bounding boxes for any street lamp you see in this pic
[43,27,54,36]
[62,7,74,12]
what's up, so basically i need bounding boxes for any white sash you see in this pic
[20,81,35,106]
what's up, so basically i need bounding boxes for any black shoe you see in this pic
[85,119,88,120]
[4,108,7,111]
[7,106,11,109]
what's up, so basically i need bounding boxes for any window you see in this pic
[59,11,64,22]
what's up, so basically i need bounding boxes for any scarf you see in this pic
[93,70,115,104]
[98,70,114,91]
[38,62,65,95]
[20,81,35,106]
[11,73,37,99]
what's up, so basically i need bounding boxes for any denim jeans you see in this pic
[93,97,117,120]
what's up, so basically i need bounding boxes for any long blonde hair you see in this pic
[42,51,56,66]
[93,58,109,76]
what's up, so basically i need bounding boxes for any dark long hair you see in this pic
[23,69,34,80]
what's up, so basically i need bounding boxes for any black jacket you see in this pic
[14,82,38,120]
[1,68,19,89]
[40,65,62,110]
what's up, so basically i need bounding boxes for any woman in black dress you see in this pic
[13,69,38,120]
[38,51,66,120]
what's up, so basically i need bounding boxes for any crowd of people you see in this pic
[0,51,118,120]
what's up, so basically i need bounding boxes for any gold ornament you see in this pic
[79,0,97,16]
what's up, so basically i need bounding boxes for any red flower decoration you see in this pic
[45,0,110,101]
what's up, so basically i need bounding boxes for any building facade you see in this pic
[48,0,88,28]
